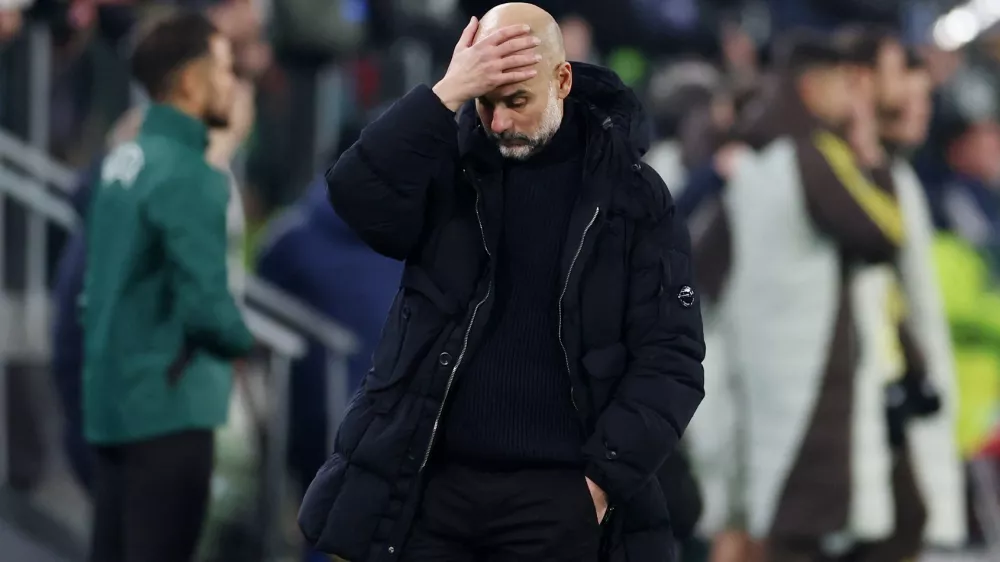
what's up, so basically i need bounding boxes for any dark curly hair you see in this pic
[129,10,219,101]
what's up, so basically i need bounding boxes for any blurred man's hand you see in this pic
[432,17,541,112]
[848,96,886,168]
[0,9,23,43]
[713,142,750,180]
[710,529,755,562]
[207,80,255,168]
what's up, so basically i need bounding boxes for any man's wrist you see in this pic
[432,80,465,113]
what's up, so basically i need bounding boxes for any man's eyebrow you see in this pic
[503,89,529,101]
[479,89,531,105]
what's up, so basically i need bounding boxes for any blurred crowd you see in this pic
[3,0,1000,561]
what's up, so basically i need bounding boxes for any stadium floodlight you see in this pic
[934,0,1000,51]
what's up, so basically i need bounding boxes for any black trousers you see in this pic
[88,430,215,562]
[402,464,602,562]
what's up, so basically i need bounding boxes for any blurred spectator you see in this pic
[690,29,929,562]
[83,13,255,562]
[881,50,932,155]
[206,0,271,81]
[643,59,725,191]
[939,119,1000,270]
[50,106,144,495]
[0,2,25,42]
[720,21,760,89]
[256,138,403,492]
[933,215,1000,461]
[872,46,967,557]
[559,13,597,64]
[836,26,909,134]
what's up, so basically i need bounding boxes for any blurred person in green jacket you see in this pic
[82,11,254,562]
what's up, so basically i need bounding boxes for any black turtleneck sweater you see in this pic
[442,103,586,468]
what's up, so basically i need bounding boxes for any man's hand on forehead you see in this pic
[475,5,565,67]
[432,18,542,112]
[431,3,566,112]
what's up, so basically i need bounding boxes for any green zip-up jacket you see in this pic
[83,104,255,445]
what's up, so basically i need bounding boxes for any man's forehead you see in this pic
[488,83,534,98]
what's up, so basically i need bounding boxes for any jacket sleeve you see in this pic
[797,131,904,263]
[584,175,707,505]
[146,169,255,359]
[326,85,460,260]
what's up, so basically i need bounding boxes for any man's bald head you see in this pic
[476,2,565,67]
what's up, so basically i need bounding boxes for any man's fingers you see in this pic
[456,16,478,51]
[494,34,540,56]
[482,23,532,46]
[499,52,542,71]
[494,68,537,86]
[457,16,479,49]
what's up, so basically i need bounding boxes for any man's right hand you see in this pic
[432,17,541,112]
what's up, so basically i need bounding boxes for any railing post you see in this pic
[263,351,293,560]
[325,350,351,453]
[25,24,52,361]
[314,64,343,174]
[0,188,8,489]
[971,457,1000,560]
[28,24,51,153]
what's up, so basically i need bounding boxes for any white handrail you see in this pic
[245,276,359,354]
[0,128,76,192]
[0,167,76,227]
[0,165,309,361]
[245,308,306,358]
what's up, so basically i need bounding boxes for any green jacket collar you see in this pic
[142,104,209,152]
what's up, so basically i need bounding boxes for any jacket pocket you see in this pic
[298,453,348,544]
[166,341,196,386]
[582,342,628,412]
[366,280,451,414]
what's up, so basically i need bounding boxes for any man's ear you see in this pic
[174,59,210,104]
[557,61,573,100]
[173,64,198,102]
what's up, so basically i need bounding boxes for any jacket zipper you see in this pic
[420,189,492,471]
[558,206,600,412]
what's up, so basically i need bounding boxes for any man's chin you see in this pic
[498,144,536,160]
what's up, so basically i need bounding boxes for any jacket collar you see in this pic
[454,65,657,292]
[141,103,209,153]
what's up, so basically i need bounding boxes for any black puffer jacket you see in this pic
[299,63,706,562]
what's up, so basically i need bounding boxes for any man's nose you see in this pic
[491,109,512,134]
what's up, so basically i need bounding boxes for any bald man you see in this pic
[300,4,705,562]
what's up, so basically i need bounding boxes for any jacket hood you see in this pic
[457,62,652,157]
